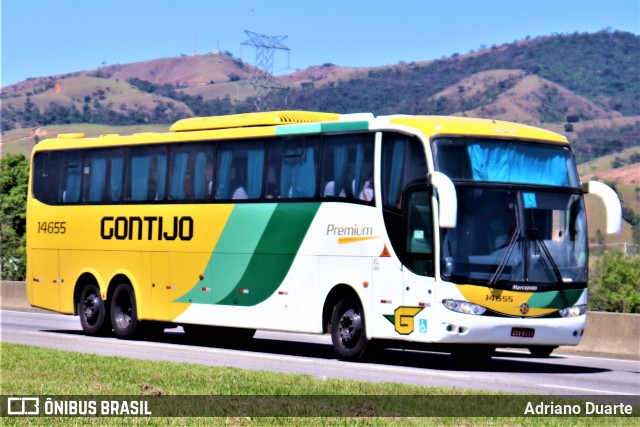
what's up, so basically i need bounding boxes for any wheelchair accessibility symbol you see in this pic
[419,319,428,333]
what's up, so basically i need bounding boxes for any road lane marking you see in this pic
[540,384,637,395]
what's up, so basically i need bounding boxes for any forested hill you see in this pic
[279,31,639,116]
[2,30,639,163]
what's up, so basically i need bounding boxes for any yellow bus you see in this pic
[27,111,621,361]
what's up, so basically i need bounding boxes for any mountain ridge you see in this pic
[2,30,638,165]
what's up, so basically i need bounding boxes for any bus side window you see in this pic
[86,149,124,203]
[131,151,153,202]
[405,188,434,276]
[321,133,375,203]
[268,136,319,199]
[59,151,82,204]
[129,146,171,202]
[32,151,60,205]
[110,155,124,202]
[216,141,264,201]
[381,134,428,211]
[168,150,189,201]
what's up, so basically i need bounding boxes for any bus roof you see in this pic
[34,111,569,152]
[386,115,569,144]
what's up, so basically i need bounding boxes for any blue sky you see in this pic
[2,0,639,87]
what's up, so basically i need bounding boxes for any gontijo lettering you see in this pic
[100,216,193,241]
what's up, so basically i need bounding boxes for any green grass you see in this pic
[1,343,636,426]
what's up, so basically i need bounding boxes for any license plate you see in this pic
[511,327,535,338]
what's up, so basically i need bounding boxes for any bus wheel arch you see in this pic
[323,284,369,360]
[75,273,111,336]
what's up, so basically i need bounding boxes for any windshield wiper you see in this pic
[489,225,522,286]
[528,229,563,282]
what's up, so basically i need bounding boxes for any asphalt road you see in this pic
[2,310,639,402]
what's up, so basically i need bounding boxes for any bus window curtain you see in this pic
[387,139,406,207]
[156,154,167,200]
[467,143,568,186]
[169,152,188,200]
[216,150,232,199]
[88,158,107,202]
[281,156,294,198]
[333,144,348,196]
[247,148,264,199]
[193,151,207,200]
[131,155,151,201]
[284,147,315,198]
[353,143,364,198]
[110,157,123,201]
[63,164,81,203]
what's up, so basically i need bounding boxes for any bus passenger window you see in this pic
[216,141,264,200]
[59,151,82,204]
[320,133,374,203]
[267,136,318,199]
[168,151,189,200]
[131,153,153,201]
[32,151,60,205]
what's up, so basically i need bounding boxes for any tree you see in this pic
[590,251,640,313]
[0,154,29,280]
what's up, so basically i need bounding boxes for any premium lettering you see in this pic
[326,224,373,237]
[100,216,193,241]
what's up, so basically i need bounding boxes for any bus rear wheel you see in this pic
[110,283,139,339]
[78,284,111,335]
[331,298,368,360]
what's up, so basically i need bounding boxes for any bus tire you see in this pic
[331,297,368,360]
[110,283,139,339]
[529,346,556,358]
[78,284,111,336]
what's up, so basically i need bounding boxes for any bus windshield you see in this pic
[433,138,586,288]
[440,188,587,287]
[432,138,580,188]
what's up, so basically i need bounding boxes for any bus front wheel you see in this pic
[110,283,139,339]
[331,298,368,360]
[78,284,111,335]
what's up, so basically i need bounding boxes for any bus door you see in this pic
[150,252,171,321]
[401,187,436,339]
[30,249,60,311]
[371,245,404,340]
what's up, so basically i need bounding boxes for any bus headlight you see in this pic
[442,299,486,315]
[559,304,586,318]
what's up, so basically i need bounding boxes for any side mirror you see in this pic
[582,181,622,234]
[430,171,457,228]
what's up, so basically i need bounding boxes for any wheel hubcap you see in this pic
[83,293,100,324]
[339,308,362,344]
[115,294,132,328]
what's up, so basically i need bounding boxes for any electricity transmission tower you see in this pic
[241,30,290,111]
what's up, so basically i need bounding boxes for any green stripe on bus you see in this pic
[175,204,277,304]
[320,121,369,132]
[527,288,584,309]
[216,202,320,306]
[275,123,322,135]
[275,121,369,136]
